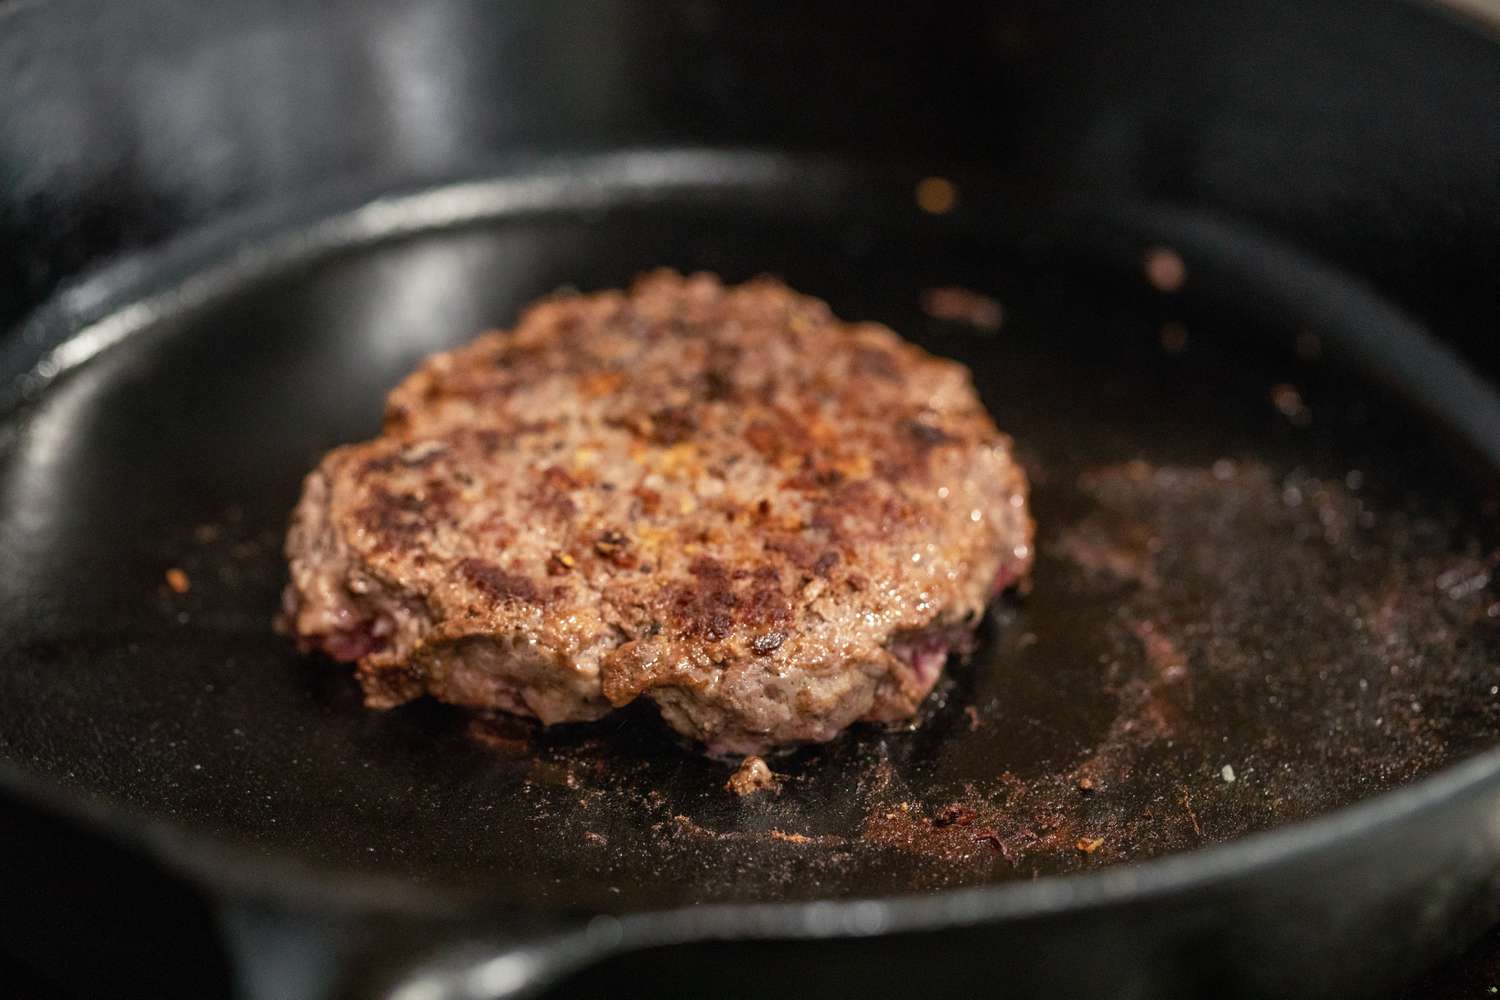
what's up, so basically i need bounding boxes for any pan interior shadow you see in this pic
[3,188,1500,911]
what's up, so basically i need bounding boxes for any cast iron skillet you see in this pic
[5,2,1500,998]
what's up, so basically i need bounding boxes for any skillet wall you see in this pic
[1,0,1499,364]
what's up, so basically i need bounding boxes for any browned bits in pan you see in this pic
[1142,245,1187,292]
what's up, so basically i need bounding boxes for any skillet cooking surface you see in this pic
[3,164,1500,913]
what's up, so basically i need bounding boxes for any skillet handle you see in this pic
[218,900,605,1000]
[218,901,361,1000]
[358,929,609,1000]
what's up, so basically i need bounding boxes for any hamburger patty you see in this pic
[283,271,1033,754]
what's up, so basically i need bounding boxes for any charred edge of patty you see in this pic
[286,548,1031,749]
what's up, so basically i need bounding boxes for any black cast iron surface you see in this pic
[8,917,1500,1000]
[3,170,1500,922]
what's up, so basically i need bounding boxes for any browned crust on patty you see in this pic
[283,270,1033,753]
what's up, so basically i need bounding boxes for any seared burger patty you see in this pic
[284,271,1033,754]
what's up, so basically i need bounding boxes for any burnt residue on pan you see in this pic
[5,207,1500,912]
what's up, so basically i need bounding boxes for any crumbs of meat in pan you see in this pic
[921,286,1004,332]
[726,755,781,796]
